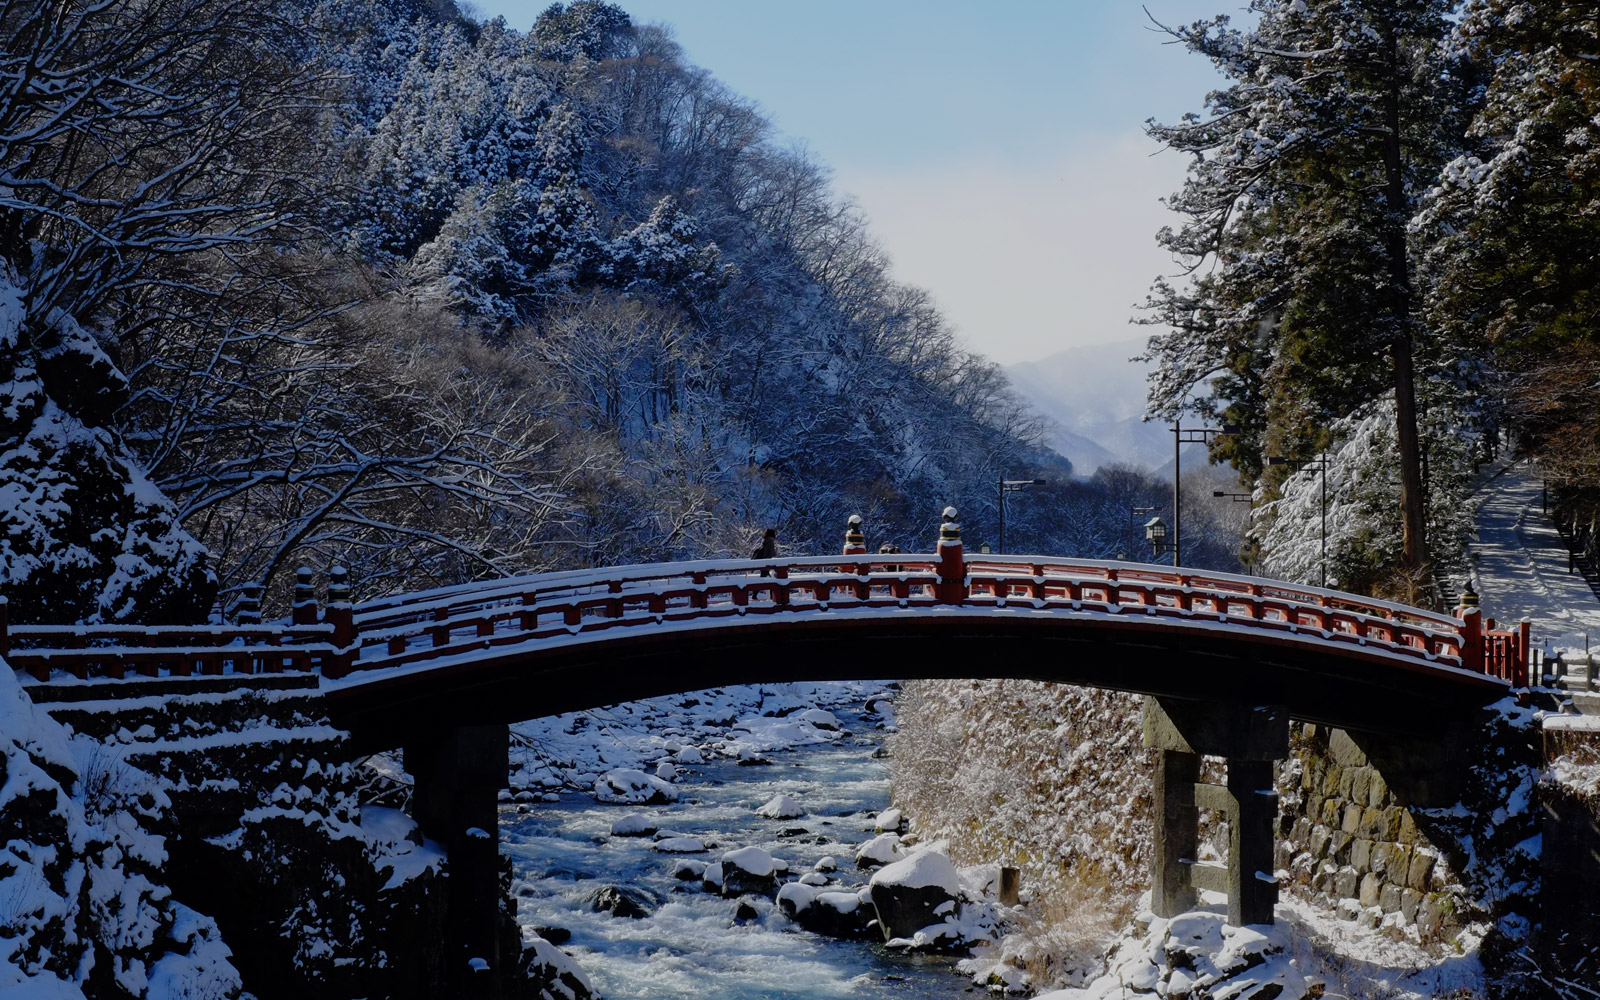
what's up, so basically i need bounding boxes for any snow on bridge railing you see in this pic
[4,509,1528,686]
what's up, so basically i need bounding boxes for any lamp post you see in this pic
[1268,451,1330,588]
[1145,515,1175,564]
[1171,420,1240,567]
[1213,490,1253,504]
[997,476,1047,554]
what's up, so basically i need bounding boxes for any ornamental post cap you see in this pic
[942,506,958,520]
[1458,582,1480,607]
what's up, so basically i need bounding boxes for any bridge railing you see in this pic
[2,621,339,682]
[4,509,1529,686]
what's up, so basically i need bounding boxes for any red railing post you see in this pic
[935,506,967,605]
[774,566,790,608]
[323,565,357,679]
[1457,606,1484,675]
[1517,619,1532,687]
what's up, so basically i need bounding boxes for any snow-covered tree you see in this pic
[1142,0,1475,589]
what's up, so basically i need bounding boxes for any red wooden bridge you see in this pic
[8,508,1528,744]
[1,508,1537,964]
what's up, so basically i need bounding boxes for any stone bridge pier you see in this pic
[404,724,512,997]
[1144,698,1288,926]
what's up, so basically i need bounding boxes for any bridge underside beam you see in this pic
[1144,697,1286,927]
[329,617,1500,755]
[406,724,510,996]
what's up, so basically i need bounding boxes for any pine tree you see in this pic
[1143,0,1472,592]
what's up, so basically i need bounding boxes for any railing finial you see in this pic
[936,506,966,603]
[843,514,867,556]
[234,581,264,625]
[292,565,319,626]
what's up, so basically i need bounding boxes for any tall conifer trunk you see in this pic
[1381,22,1430,587]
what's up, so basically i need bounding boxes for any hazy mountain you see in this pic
[1007,339,1207,478]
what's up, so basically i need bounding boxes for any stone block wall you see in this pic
[1273,723,1469,942]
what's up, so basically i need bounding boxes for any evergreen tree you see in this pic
[1142,0,1472,595]
[1419,1,1600,498]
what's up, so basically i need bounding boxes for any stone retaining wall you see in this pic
[1274,724,1469,942]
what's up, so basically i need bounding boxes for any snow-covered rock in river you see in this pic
[855,832,904,868]
[755,793,806,819]
[654,761,677,782]
[777,883,877,938]
[815,855,838,872]
[701,862,724,892]
[868,850,964,940]
[593,768,678,805]
[672,859,708,880]
[584,885,659,919]
[874,807,904,832]
[674,745,705,764]
[797,708,841,730]
[653,836,707,853]
[519,934,598,1000]
[610,813,658,837]
[718,846,779,897]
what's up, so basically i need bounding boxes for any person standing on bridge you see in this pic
[752,528,778,576]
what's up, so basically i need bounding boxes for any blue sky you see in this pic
[470,1,1236,364]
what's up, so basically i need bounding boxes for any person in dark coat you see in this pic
[753,528,778,577]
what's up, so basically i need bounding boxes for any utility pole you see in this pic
[997,476,1047,554]
[1171,421,1239,568]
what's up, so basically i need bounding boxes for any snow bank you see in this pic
[0,659,243,998]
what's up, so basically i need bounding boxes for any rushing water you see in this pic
[501,707,974,1000]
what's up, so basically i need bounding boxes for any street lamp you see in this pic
[1171,420,1240,567]
[1268,452,1330,588]
[1213,490,1253,504]
[1145,516,1175,563]
[997,476,1047,554]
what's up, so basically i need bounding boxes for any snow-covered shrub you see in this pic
[0,662,242,997]
[892,679,1152,990]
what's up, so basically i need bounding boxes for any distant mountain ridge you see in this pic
[1006,339,1206,478]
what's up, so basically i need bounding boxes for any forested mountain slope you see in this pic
[0,0,1076,622]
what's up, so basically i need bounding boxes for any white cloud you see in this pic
[834,131,1190,366]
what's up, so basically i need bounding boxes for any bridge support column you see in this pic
[406,724,510,996]
[1143,698,1287,926]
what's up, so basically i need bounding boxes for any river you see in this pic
[501,696,976,999]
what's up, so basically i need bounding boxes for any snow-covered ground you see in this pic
[1469,460,1600,652]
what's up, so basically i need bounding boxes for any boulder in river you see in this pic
[755,793,805,819]
[585,885,659,919]
[653,836,707,853]
[874,807,904,832]
[520,936,597,1000]
[854,832,903,868]
[718,846,779,897]
[609,814,657,837]
[594,769,678,805]
[777,883,877,938]
[868,851,963,940]
[796,708,840,730]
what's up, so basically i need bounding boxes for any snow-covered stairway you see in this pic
[1470,460,1600,707]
